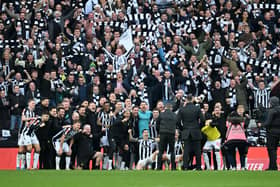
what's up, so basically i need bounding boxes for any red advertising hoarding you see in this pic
[0,147,279,170]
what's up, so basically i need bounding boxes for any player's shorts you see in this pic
[100,135,109,147]
[203,138,221,151]
[30,133,39,145]
[137,155,155,167]
[18,133,39,146]
[54,141,70,153]
[166,154,182,161]
[18,134,28,146]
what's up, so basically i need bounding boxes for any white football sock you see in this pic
[21,154,26,169]
[108,160,113,170]
[215,151,221,170]
[33,153,40,169]
[65,156,71,170]
[26,152,31,169]
[16,153,21,168]
[203,152,210,170]
[56,156,61,170]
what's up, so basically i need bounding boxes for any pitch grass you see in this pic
[0,170,279,187]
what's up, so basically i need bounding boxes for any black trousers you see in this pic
[183,139,201,170]
[157,133,175,170]
[266,132,280,170]
[70,142,78,169]
[109,137,130,168]
[226,141,248,169]
[39,140,54,169]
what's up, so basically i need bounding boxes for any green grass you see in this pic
[0,170,279,187]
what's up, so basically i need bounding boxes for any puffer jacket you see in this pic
[262,96,280,136]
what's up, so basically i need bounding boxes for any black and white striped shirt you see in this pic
[20,107,36,135]
[138,138,156,160]
[252,87,271,109]
[26,117,41,136]
[167,140,183,156]
[11,79,26,95]
[50,78,65,92]
[149,118,158,139]
[0,81,9,96]
[52,126,79,142]
[98,110,113,138]
[103,47,134,72]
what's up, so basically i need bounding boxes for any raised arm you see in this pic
[23,70,32,83]
[124,47,134,58]
[102,47,115,61]
[271,79,280,90]
[179,41,192,53]
[5,69,15,82]
[222,56,240,77]
[247,80,257,90]
[3,5,19,19]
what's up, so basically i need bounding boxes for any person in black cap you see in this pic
[157,102,178,170]
[262,96,280,170]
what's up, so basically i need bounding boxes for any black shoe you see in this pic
[265,168,277,171]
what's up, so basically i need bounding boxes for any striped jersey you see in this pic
[98,110,113,137]
[52,127,79,142]
[25,117,41,136]
[252,87,271,108]
[138,138,156,160]
[20,107,36,137]
[149,118,158,139]
[167,140,183,156]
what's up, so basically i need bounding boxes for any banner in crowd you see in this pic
[119,28,134,51]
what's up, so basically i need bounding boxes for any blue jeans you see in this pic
[10,115,22,130]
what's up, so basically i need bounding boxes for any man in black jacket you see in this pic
[177,94,205,170]
[36,111,56,169]
[9,85,25,130]
[129,106,139,169]
[109,109,130,170]
[157,102,177,170]
[262,96,280,170]
[75,124,103,170]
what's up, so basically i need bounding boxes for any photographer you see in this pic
[224,105,248,170]
[262,97,280,170]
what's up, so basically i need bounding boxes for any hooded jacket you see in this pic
[262,96,280,135]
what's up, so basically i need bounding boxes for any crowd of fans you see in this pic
[0,0,280,170]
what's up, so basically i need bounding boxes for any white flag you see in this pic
[119,28,134,51]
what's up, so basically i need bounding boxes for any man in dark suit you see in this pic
[177,94,205,170]
[157,102,177,170]
[262,97,280,170]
